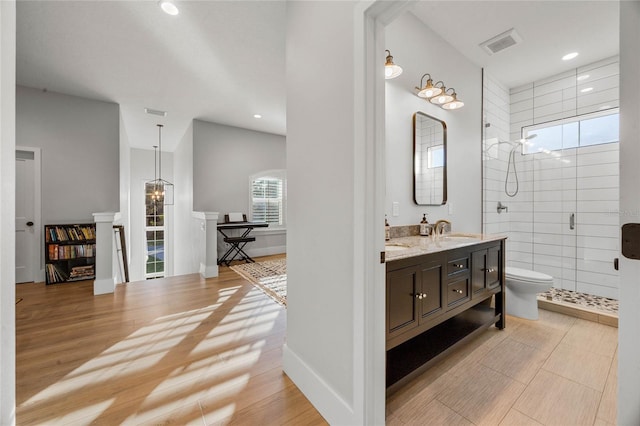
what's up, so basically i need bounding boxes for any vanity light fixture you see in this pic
[416,74,444,98]
[384,50,403,79]
[430,87,455,105]
[441,90,464,110]
[159,0,179,16]
[415,74,464,110]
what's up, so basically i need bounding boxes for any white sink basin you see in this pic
[440,233,481,242]
[385,243,411,252]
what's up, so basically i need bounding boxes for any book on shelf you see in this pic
[45,223,97,284]
[45,225,96,243]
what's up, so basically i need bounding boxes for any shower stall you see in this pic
[483,57,620,308]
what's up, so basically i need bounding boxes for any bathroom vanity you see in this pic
[385,233,506,393]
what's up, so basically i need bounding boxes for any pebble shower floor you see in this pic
[538,287,618,315]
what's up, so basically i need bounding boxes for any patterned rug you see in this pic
[230,258,287,306]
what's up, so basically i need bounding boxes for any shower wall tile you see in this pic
[577,282,618,300]
[497,57,620,299]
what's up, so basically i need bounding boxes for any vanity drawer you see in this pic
[447,256,469,276]
[447,277,470,308]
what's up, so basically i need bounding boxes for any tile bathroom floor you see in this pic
[386,309,617,426]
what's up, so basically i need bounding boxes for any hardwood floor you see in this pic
[17,261,618,425]
[16,257,327,425]
[387,309,618,426]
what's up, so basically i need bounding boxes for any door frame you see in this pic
[16,146,43,283]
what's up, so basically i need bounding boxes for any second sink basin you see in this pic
[440,233,482,242]
[385,243,411,252]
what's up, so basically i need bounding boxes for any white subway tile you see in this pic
[577,270,619,287]
[576,175,619,190]
[576,282,619,299]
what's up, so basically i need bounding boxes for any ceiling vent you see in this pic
[144,107,167,117]
[479,28,522,55]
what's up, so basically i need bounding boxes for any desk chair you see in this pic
[219,213,256,266]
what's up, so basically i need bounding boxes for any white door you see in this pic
[16,151,36,283]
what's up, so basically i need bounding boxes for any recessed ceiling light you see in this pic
[159,0,179,16]
[580,87,593,93]
[577,74,590,81]
[562,52,579,61]
[253,114,262,119]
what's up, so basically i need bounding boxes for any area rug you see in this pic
[230,258,287,306]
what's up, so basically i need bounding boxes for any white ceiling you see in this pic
[411,1,619,89]
[16,1,619,151]
[16,1,286,151]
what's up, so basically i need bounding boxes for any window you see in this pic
[522,109,619,155]
[250,170,286,228]
[145,182,165,279]
[427,145,444,168]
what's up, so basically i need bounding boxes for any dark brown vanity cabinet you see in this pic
[471,245,501,298]
[446,252,471,309]
[386,238,506,392]
[386,255,444,342]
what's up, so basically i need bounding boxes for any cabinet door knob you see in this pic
[452,289,463,294]
[454,263,464,268]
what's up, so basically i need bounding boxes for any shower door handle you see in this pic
[569,213,575,230]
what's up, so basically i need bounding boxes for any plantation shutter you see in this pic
[251,178,283,225]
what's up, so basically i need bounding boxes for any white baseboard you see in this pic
[199,262,219,278]
[282,344,354,425]
[246,245,286,259]
[93,277,115,295]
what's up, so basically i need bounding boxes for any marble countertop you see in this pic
[385,233,507,262]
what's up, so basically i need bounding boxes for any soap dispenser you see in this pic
[385,215,391,241]
[419,213,431,236]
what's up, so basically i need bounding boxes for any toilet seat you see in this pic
[505,267,554,285]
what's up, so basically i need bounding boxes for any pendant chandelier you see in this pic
[147,124,174,205]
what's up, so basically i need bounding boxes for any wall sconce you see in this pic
[416,74,443,98]
[384,50,403,79]
[415,74,464,110]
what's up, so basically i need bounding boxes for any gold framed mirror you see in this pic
[413,112,447,205]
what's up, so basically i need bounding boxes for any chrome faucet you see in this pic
[433,219,451,237]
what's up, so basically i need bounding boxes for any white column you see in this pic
[0,2,17,424]
[619,2,640,423]
[93,212,116,295]
[201,212,219,278]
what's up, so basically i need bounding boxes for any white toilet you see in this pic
[505,267,554,320]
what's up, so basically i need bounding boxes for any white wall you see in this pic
[284,1,358,423]
[0,2,16,424]
[172,122,198,276]
[618,1,640,423]
[119,112,132,274]
[16,86,120,225]
[384,12,482,233]
[129,147,174,282]
[192,119,286,257]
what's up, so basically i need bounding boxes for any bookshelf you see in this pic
[44,223,96,284]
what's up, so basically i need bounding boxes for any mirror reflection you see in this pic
[414,112,447,205]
